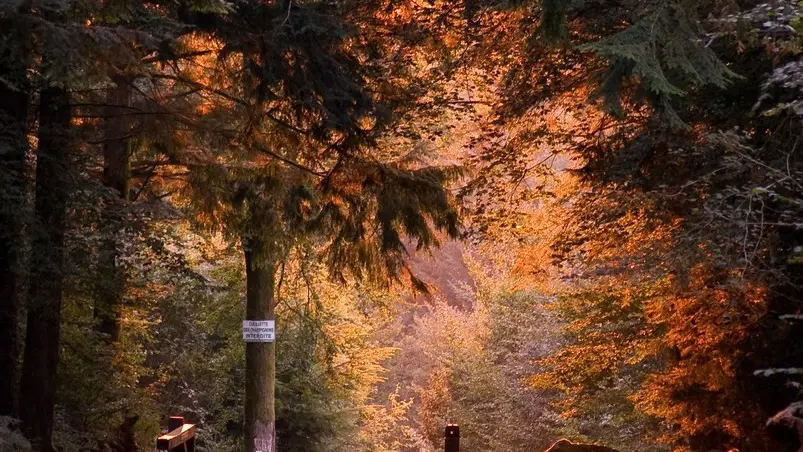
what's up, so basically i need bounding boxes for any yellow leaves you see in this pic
[358,388,418,451]
[529,368,568,391]
[413,363,453,440]
[560,406,580,419]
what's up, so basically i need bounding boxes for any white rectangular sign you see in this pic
[243,320,275,342]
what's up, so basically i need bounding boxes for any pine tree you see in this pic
[168,2,462,450]
[94,75,133,343]
[19,82,72,452]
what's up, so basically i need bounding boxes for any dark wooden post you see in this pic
[445,424,459,452]
[157,416,196,452]
[168,416,184,432]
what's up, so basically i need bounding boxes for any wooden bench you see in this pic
[156,416,196,452]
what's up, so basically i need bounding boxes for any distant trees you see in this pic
[376,267,563,452]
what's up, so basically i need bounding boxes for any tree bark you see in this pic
[19,85,71,452]
[94,76,132,342]
[0,37,29,417]
[243,237,277,452]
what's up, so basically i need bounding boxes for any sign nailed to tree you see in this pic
[242,320,275,342]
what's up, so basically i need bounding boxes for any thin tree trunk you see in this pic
[94,76,132,342]
[19,85,71,452]
[0,40,29,417]
[243,237,277,452]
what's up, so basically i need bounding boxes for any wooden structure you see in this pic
[445,424,459,452]
[156,416,196,452]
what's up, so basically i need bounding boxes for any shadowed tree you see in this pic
[94,75,133,343]
[19,81,72,452]
[0,6,31,417]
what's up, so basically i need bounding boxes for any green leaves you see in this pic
[580,1,738,125]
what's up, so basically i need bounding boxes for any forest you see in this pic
[0,0,802,451]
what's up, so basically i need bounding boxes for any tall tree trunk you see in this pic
[243,237,277,452]
[19,85,71,452]
[94,76,132,342]
[0,42,29,417]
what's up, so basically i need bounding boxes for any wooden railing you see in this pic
[155,417,458,452]
[156,416,196,452]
